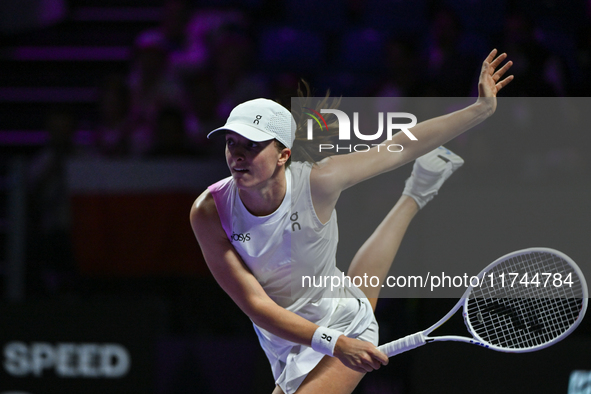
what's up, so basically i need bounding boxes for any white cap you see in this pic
[207,98,296,149]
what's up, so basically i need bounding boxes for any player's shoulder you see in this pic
[190,189,218,226]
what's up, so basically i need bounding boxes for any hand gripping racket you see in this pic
[377,247,588,357]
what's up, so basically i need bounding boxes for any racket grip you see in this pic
[377,332,426,358]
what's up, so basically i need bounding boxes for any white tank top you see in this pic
[208,162,377,391]
[208,161,341,331]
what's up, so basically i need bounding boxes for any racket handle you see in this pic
[377,332,426,358]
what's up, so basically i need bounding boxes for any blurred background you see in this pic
[1,0,591,393]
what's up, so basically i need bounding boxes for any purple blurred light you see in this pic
[8,46,130,61]
[72,6,163,22]
[0,130,49,145]
[0,87,97,102]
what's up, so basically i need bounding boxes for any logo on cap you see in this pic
[253,115,262,124]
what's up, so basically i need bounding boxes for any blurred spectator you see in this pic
[176,8,269,148]
[269,72,300,107]
[210,21,270,119]
[175,8,246,75]
[149,106,195,158]
[128,29,186,157]
[501,13,565,96]
[575,24,591,95]
[0,0,66,33]
[27,106,79,296]
[372,37,421,97]
[418,7,478,96]
[95,73,132,157]
[122,0,193,157]
[125,6,271,157]
[182,68,220,153]
[160,0,191,52]
[134,0,192,72]
[346,0,366,26]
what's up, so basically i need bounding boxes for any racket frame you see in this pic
[461,247,588,353]
[377,247,588,357]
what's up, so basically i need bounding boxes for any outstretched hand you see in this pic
[333,335,389,373]
[477,49,514,114]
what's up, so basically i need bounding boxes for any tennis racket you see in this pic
[377,247,588,357]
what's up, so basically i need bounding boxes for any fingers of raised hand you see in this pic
[484,48,498,64]
[492,58,514,92]
[493,59,513,81]
[496,75,515,91]
[490,51,508,70]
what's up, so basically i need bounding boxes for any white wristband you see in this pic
[311,326,343,357]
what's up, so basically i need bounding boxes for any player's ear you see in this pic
[278,148,291,166]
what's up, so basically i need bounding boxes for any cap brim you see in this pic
[207,122,275,142]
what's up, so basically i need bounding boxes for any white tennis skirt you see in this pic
[254,285,379,394]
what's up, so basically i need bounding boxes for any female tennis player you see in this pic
[191,49,513,394]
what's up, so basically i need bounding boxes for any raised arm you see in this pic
[310,49,513,215]
[190,190,388,372]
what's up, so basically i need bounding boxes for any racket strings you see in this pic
[466,251,584,350]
